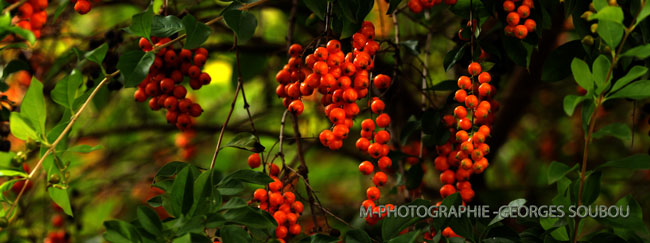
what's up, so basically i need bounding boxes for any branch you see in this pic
[1,0,27,14]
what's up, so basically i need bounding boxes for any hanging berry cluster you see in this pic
[356,97,395,225]
[434,62,497,203]
[8,0,48,39]
[503,0,536,39]
[250,169,304,243]
[408,0,457,14]
[70,0,96,14]
[133,37,209,131]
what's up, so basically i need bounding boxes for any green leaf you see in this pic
[582,171,601,205]
[223,206,276,229]
[224,132,264,152]
[547,162,578,185]
[51,71,83,111]
[220,169,273,185]
[117,50,155,88]
[597,195,648,232]
[386,0,403,14]
[571,58,594,91]
[596,154,650,170]
[443,44,467,72]
[301,233,339,243]
[592,123,631,141]
[169,166,198,216]
[400,40,419,56]
[636,1,650,24]
[489,198,526,226]
[8,26,35,44]
[85,43,109,66]
[155,161,190,180]
[432,192,462,231]
[607,80,650,100]
[610,65,647,93]
[223,10,257,44]
[182,15,212,49]
[137,206,163,235]
[48,187,73,216]
[221,225,252,243]
[592,55,611,93]
[387,230,420,243]
[563,95,586,116]
[125,7,154,40]
[0,169,27,177]
[66,144,103,153]
[9,113,38,141]
[588,6,624,24]
[151,15,183,37]
[344,229,372,243]
[597,20,624,48]
[303,0,327,19]
[381,199,430,240]
[103,220,142,243]
[220,197,248,211]
[593,0,608,10]
[191,169,221,216]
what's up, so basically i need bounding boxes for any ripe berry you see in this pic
[460,189,475,202]
[440,184,457,198]
[467,62,482,76]
[314,47,329,60]
[356,137,370,151]
[367,143,382,159]
[134,88,147,102]
[453,106,467,118]
[332,124,349,139]
[149,98,161,110]
[514,24,528,39]
[456,130,469,142]
[254,188,267,201]
[408,0,423,14]
[179,49,192,62]
[292,201,304,213]
[193,54,207,66]
[164,96,178,111]
[378,156,392,170]
[319,130,334,146]
[359,161,374,175]
[434,156,449,171]
[289,224,301,235]
[478,83,492,97]
[199,72,211,85]
[366,186,381,200]
[326,40,341,53]
[465,95,478,108]
[374,130,390,144]
[503,0,515,11]
[454,89,467,103]
[517,5,530,18]
[188,66,201,79]
[458,118,472,131]
[328,108,346,124]
[436,169,454,185]
[176,114,193,130]
[288,44,302,57]
[288,100,304,115]
[478,125,491,136]
[328,139,343,150]
[507,12,520,26]
[276,225,288,238]
[74,0,91,14]
[478,72,491,83]
[457,76,472,89]
[524,19,537,32]
[166,111,178,123]
[375,113,391,128]
[373,74,391,90]
[173,85,187,98]
[18,3,34,18]
[370,98,385,114]
[372,172,388,186]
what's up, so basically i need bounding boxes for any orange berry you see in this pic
[359,161,374,175]
[456,130,469,142]
[319,129,334,146]
[478,72,491,83]
[378,156,392,170]
[253,188,267,201]
[453,106,467,118]
[440,184,457,198]
[372,172,388,186]
[356,137,370,151]
[467,62,482,76]
[457,76,472,89]
[440,170,456,184]
[465,95,478,108]
[524,19,537,32]
[289,224,301,235]
[454,89,467,103]
[74,0,91,14]
[517,5,530,18]
[375,113,391,128]
[507,12,520,26]
[374,130,390,144]
[248,153,261,168]
[514,25,528,39]
[371,98,385,114]
[503,0,515,11]
[408,0,423,14]
[460,188,475,202]
[276,225,288,238]
[366,186,381,200]
[458,118,472,131]
[373,74,391,90]
[288,44,302,57]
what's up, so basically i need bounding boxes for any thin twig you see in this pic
[419,10,432,160]
[1,0,27,14]
[287,0,298,46]
[290,112,322,232]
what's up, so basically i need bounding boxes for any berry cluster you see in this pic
[357,97,394,225]
[408,0,457,14]
[8,0,48,39]
[434,62,497,203]
[503,0,536,39]
[424,226,462,240]
[134,37,209,131]
[71,0,97,14]
[251,167,304,243]
[44,202,69,243]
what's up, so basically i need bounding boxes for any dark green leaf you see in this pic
[611,65,647,93]
[51,71,83,111]
[444,44,467,72]
[223,206,276,229]
[563,95,586,117]
[542,40,586,82]
[221,225,252,243]
[220,169,273,185]
[182,14,212,49]
[104,220,142,243]
[597,20,624,48]
[386,0,403,14]
[224,132,264,152]
[117,50,155,88]
[592,55,611,93]
[427,80,457,91]
[152,15,183,37]
[85,43,109,66]
[582,171,601,205]
[381,199,430,240]
[592,123,631,141]
[607,80,650,100]
[48,187,73,216]
[489,199,526,226]
[303,0,327,19]
[344,229,372,243]
[400,40,419,56]
[595,154,650,170]
[621,44,650,59]
[571,58,594,91]
[169,166,199,216]
[136,206,163,235]
[155,161,190,180]
[300,233,339,243]
[125,7,154,40]
[547,161,578,185]
[223,10,257,43]
[387,230,420,243]
[597,195,648,232]
[191,169,221,216]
